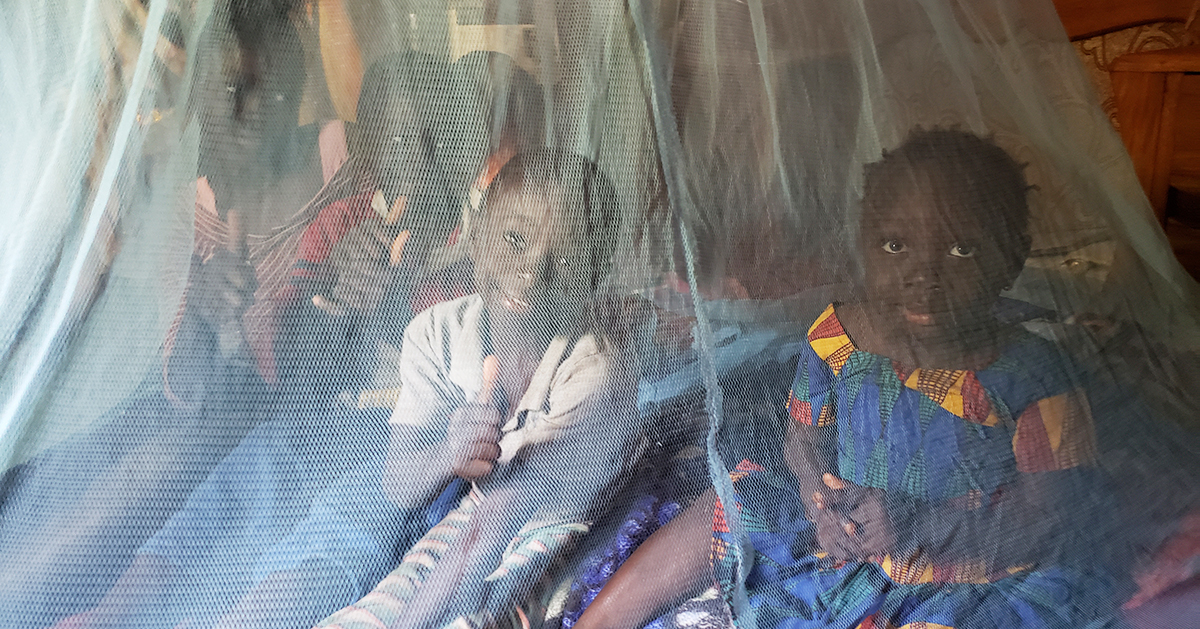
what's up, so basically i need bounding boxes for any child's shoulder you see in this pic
[981,327,1082,408]
[403,294,484,346]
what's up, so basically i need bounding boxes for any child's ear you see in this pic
[466,209,487,259]
[1005,231,1033,284]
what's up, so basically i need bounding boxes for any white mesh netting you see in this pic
[1,1,1198,628]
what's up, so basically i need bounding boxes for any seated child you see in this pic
[312,147,645,629]
[0,12,326,627]
[572,128,1124,629]
[47,51,482,629]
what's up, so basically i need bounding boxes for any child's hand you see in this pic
[191,213,256,365]
[446,356,505,481]
[312,221,410,317]
[810,473,894,561]
[191,250,257,335]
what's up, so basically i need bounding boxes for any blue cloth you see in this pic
[251,470,465,596]
[139,405,459,627]
[0,388,262,629]
[714,464,1128,629]
[708,306,1127,629]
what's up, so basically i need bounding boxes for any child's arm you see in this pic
[783,417,885,560]
[396,354,641,628]
[381,425,458,507]
[811,454,1092,568]
[902,467,1088,568]
[901,390,1102,569]
[783,419,835,505]
[379,309,490,509]
[383,356,504,507]
[573,489,717,629]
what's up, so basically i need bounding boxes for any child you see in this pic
[313,147,644,629]
[45,51,481,629]
[0,11,321,628]
[573,129,1123,629]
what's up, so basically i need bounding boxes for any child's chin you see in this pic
[486,303,569,337]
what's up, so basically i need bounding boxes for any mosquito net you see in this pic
[1,1,1198,628]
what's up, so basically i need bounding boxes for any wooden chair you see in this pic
[1053,0,1200,226]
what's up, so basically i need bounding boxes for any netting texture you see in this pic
[1,1,1199,628]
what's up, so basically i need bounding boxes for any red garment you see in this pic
[163,174,372,397]
[289,188,376,285]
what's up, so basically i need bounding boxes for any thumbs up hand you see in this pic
[446,355,506,481]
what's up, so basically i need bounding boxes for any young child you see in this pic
[313,147,644,629]
[573,128,1123,629]
[44,51,481,629]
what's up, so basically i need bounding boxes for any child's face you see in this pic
[471,186,595,339]
[858,181,1017,341]
[199,35,303,211]
[365,96,433,202]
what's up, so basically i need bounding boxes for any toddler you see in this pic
[573,129,1121,629]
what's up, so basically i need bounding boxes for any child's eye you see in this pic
[881,239,906,254]
[390,133,423,148]
[504,231,527,251]
[948,244,976,258]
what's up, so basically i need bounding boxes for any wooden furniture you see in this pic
[1054,0,1197,40]
[1053,0,1200,226]
[1110,43,1200,224]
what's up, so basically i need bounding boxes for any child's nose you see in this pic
[902,258,942,291]
[515,248,557,286]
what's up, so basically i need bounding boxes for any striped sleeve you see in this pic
[1012,387,1098,473]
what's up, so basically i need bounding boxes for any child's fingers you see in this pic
[823,473,846,491]
[458,459,494,480]
[466,440,502,463]
[389,229,410,267]
[822,475,874,511]
[312,294,348,317]
[815,510,864,561]
[384,194,407,225]
[478,355,500,405]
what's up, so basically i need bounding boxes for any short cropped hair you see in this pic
[480,147,620,285]
[862,127,1034,271]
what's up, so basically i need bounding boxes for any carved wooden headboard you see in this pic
[1053,0,1198,40]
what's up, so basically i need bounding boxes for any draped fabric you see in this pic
[1,1,1198,629]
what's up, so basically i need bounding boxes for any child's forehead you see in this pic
[863,186,992,235]
[487,186,592,234]
[487,182,572,216]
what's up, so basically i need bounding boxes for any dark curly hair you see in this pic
[862,127,1035,274]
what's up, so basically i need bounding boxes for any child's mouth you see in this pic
[500,291,531,313]
[901,305,937,326]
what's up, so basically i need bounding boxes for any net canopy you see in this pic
[1,1,1199,628]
